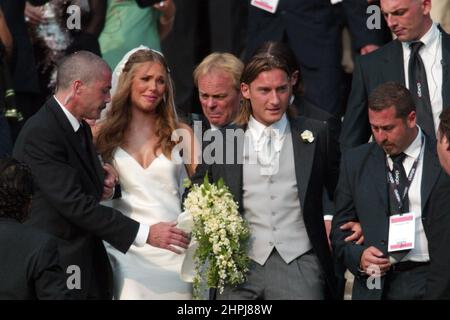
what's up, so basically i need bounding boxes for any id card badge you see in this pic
[251,0,279,14]
[388,212,415,252]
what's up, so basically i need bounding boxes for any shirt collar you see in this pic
[210,123,220,131]
[402,22,440,52]
[386,126,423,162]
[54,95,81,132]
[403,126,423,159]
[248,113,288,142]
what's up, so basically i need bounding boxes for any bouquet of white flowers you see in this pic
[181,175,250,299]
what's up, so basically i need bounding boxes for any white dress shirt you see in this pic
[402,23,444,134]
[54,96,149,247]
[386,128,429,262]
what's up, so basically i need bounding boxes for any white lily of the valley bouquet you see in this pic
[180,175,250,299]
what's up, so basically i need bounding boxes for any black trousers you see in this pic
[382,263,429,300]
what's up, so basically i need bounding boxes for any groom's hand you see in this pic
[147,222,190,254]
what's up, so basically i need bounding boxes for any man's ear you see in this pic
[72,80,83,95]
[241,83,250,100]
[291,70,299,87]
[421,0,432,15]
[443,134,450,152]
[407,110,417,128]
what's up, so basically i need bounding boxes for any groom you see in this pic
[188,53,340,299]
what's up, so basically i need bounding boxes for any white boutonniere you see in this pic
[300,130,315,143]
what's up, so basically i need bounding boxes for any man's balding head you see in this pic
[54,51,112,121]
[56,51,111,92]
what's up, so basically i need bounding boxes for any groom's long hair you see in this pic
[235,53,297,126]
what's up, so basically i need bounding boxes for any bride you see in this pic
[95,47,198,299]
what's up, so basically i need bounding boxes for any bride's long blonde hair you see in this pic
[95,49,179,163]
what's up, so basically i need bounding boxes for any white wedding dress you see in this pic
[103,147,192,300]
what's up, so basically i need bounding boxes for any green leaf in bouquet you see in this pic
[182,177,192,189]
[203,173,210,186]
[217,178,225,189]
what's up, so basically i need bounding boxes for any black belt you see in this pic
[390,261,429,272]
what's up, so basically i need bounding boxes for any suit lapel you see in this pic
[421,137,442,216]
[368,145,389,210]
[291,119,316,210]
[47,98,103,192]
[82,121,104,188]
[441,30,450,110]
[383,40,406,85]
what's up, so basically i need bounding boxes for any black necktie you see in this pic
[388,153,412,263]
[389,152,409,215]
[408,41,435,140]
[76,125,88,153]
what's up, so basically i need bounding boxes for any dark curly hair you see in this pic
[0,158,34,221]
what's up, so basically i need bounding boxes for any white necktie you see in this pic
[258,127,277,175]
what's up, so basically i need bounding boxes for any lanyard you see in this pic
[387,136,424,213]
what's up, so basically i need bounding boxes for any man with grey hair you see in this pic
[193,52,243,130]
[13,51,188,299]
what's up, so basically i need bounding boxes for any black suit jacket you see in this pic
[330,136,450,299]
[340,29,450,151]
[187,116,340,299]
[296,97,341,133]
[0,218,70,300]
[424,173,450,299]
[295,97,341,216]
[13,97,139,299]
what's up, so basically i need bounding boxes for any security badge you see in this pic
[388,212,415,252]
[251,0,279,14]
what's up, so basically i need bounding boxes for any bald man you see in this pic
[12,51,180,299]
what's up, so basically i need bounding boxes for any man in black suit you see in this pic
[341,0,450,151]
[0,158,70,300]
[13,51,189,299]
[331,82,450,299]
[188,53,339,299]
